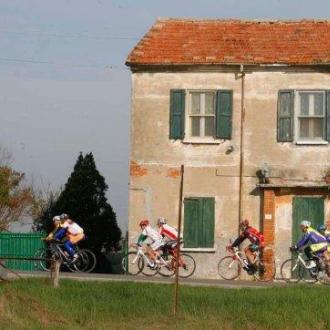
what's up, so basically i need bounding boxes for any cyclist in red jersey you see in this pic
[230,219,265,270]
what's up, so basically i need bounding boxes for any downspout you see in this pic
[238,64,246,235]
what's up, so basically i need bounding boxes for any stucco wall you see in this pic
[129,68,330,279]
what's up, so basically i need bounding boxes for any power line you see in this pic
[0,29,140,41]
[0,57,128,70]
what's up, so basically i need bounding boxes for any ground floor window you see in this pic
[183,197,215,248]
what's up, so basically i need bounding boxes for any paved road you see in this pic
[14,271,287,288]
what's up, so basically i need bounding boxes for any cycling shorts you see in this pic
[150,239,164,251]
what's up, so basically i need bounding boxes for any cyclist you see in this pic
[157,217,186,270]
[45,215,62,241]
[317,224,330,268]
[137,219,163,266]
[157,217,178,241]
[54,213,85,261]
[230,219,264,271]
[290,220,327,268]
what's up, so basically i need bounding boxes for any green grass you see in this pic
[0,279,330,329]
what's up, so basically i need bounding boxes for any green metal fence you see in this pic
[0,232,45,271]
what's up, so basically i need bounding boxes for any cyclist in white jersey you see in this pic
[59,213,85,260]
[137,219,163,263]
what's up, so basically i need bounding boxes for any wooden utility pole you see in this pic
[173,164,184,316]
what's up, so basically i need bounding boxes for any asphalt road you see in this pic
[12,271,287,288]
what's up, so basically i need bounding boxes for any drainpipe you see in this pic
[238,64,245,235]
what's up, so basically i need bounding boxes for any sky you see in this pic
[0,0,329,232]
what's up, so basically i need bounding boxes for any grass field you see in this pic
[0,279,330,329]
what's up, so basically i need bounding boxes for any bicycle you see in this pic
[34,240,96,273]
[157,241,196,278]
[121,244,164,276]
[218,242,276,282]
[280,250,330,284]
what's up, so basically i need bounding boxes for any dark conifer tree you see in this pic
[40,152,121,253]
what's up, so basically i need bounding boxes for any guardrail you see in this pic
[0,256,61,287]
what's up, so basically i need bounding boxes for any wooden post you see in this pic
[50,259,61,288]
[173,164,184,316]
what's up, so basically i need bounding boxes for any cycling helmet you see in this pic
[139,219,149,227]
[317,224,326,232]
[300,220,311,228]
[60,213,69,220]
[52,215,61,222]
[239,219,250,228]
[157,217,167,225]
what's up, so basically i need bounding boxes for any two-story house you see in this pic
[126,19,330,279]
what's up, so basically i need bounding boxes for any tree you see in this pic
[0,146,34,231]
[39,152,122,252]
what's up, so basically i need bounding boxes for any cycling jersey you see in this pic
[159,224,178,241]
[232,226,265,248]
[295,227,327,250]
[137,225,162,245]
[62,220,84,235]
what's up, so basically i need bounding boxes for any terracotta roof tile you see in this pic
[126,19,330,66]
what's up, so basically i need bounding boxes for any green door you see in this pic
[292,197,324,245]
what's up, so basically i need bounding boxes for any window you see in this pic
[169,89,233,141]
[188,92,216,138]
[277,90,330,143]
[183,197,215,249]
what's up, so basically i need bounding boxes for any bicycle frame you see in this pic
[292,253,309,270]
[49,242,72,265]
[132,245,169,269]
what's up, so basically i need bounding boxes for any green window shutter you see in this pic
[200,198,215,248]
[326,91,330,141]
[216,90,233,139]
[183,197,215,248]
[277,90,294,142]
[169,89,185,139]
[183,198,200,248]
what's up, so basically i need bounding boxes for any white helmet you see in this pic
[300,220,311,228]
[157,217,167,225]
[52,215,61,222]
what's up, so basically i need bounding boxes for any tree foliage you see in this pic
[38,152,122,252]
[0,146,35,231]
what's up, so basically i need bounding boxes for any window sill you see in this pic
[181,247,216,253]
[182,139,223,145]
[295,141,328,145]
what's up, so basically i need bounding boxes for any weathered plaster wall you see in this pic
[129,69,330,279]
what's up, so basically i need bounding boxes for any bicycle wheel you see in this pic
[69,251,90,272]
[218,256,240,280]
[178,254,196,278]
[122,251,144,275]
[280,258,303,283]
[254,258,276,282]
[157,254,175,277]
[300,265,319,284]
[79,249,97,273]
[34,248,51,271]
[141,257,158,276]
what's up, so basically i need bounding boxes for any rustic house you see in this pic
[126,19,330,279]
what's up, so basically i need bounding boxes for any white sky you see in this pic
[0,0,329,232]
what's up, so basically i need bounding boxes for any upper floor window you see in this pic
[169,89,233,142]
[278,90,330,144]
[188,91,216,138]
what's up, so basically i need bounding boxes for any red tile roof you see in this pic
[126,19,330,66]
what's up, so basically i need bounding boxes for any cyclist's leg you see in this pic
[67,233,85,257]
[150,239,164,262]
[304,246,313,260]
[244,245,256,265]
[64,240,75,257]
